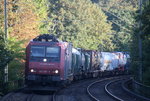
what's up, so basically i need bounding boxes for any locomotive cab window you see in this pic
[46,47,60,58]
[30,45,60,62]
[31,46,45,57]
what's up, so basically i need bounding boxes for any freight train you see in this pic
[25,34,130,88]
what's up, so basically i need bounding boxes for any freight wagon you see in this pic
[25,34,129,90]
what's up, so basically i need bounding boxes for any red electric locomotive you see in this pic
[25,34,129,90]
[25,34,73,87]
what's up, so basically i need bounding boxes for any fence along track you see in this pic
[122,79,150,101]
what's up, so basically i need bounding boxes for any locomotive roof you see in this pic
[29,40,70,45]
[32,34,61,42]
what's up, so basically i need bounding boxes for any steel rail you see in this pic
[104,79,125,101]
[0,87,25,101]
[52,90,59,101]
[87,76,122,101]
[25,94,34,101]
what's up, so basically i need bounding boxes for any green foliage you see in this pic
[130,2,150,85]
[0,0,48,93]
[48,0,113,50]
[0,37,25,93]
[0,1,4,30]
[33,0,49,33]
[141,3,150,35]
[0,31,12,69]
[0,30,12,92]
[8,60,24,80]
[141,3,150,85]
[7,38,25,59]
[97,0,138,51]
[0,0,49,93]
[4,38,25,92]
[130,29,140,80]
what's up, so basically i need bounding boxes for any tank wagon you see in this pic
[83,50,101,77]
[99,52,129,75]
[25,34,129,88]
[112,52,128,71]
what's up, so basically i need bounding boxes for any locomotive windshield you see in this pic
[31,46,45,57]
[46,47,60,57]
[30,46,60,62]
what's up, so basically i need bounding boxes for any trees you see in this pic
[140,3,150,85]
[0,0,51,45]
[0,30,12,69]
[8,0,40,42]
[0,29,12,92]
[95,0,138,51]
[48,0,113,50]
[33,0,49,33]
[129,1,150,85]
[0,0,49,92]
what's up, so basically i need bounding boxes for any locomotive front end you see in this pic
[25,34,72,86]
[25,43,62,85]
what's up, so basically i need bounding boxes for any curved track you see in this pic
[87,77,120,101]
[105,79,141,101]
[52,77,102,101]
[53,76,126,101]
[87,76,140,101]
[1,75,139,101]
[105,79,124,101]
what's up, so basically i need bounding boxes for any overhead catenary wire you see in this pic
[102,8,135,27]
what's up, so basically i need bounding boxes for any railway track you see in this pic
[52,76,127,101]
[1,75,139,101]
[1,92,31,101]
[105,79,141,101]
[25,93,34,101]
[87,76,139,101]
[1,89,54,101]
[0,87,28,101]
[52,90,58,101]
[51,77,101,101]
[87,77,119,101]
[105,79,126,101]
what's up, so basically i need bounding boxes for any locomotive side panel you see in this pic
[63,43,73,81]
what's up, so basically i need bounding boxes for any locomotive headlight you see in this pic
[43,58,47,62]
[30,69,36,73]
[55,70,59,74]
